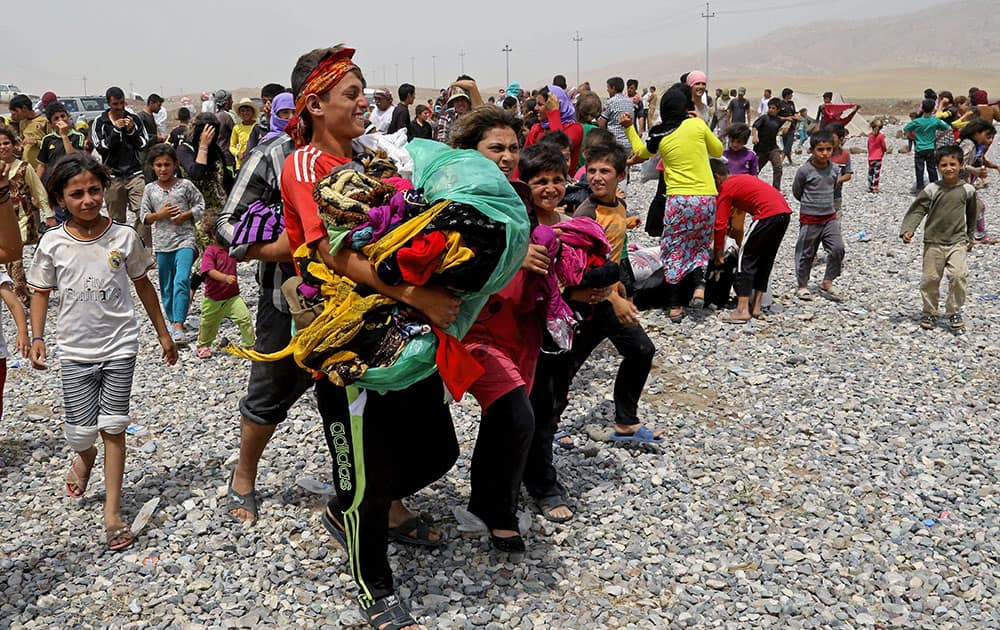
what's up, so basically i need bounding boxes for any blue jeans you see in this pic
[156,248,196,324]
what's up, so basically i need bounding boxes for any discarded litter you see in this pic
[856,231,872,242]
[138,556,159,567]
[728,367,752,378]
[8,358,29,368]
[296,477,336,496]
[939,511,952,519]
[977,295,998,301]
[126,424,147,436]
[923,518,935,527]
[131,497,161,535]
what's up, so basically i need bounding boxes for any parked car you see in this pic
[57,96,108,125]
[0,84,20,101]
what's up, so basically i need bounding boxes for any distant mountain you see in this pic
[579,0,999,97]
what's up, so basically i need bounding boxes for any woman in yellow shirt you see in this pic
[624,84,723,321]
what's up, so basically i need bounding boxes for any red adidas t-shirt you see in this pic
[280,144,351,258]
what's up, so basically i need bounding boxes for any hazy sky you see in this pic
[4,0,949,97]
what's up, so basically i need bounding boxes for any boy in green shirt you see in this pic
[900,145,977,332]
[903,99,952,192]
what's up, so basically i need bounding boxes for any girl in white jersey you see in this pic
[27,154,178,552]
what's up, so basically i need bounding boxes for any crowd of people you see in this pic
[1,46,998,629]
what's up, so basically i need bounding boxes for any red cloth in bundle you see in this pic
[432,326,484,400]
[397,231,448,285]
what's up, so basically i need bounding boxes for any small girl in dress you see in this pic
[195,207,254,358]
[867,119,887,193]
[141,143,205,343]
[28,154,178,552]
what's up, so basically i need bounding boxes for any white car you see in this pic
[0,84,21,102]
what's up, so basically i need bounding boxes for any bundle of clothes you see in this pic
[228,140,529,397]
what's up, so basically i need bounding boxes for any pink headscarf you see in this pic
[686,71,707,86]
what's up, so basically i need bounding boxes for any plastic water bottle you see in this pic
[8,358,29,368]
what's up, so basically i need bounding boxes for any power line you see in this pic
[702,3,716,81]
[501,44,512,87]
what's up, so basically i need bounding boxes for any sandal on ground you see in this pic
[225,470,258,524]
[668,308,685,323]
[361,593,418,630]
[689,295,705,309]
[819,286,845,302]
[106,524,134,552]
[490,531,526,553]
[66,455,92,498]
[610,425,665,445]
[553,430,574,450]
[920,314,936,330]
[723,315,750,325]
[536,494,574,524]
[948,313,965,332]
[388,514,443,548]
[320,508,349,552]
[795,288,814,301]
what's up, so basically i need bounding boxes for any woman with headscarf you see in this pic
[261,92,295,143]
[623,84,723,321]
[524,85,584,167]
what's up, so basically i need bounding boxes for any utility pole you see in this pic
[82,76,87,95]
[129,81,134,100]
[572,31,583,87]
[432,56,437,89]
[395,64,399,85]
[502,44,512,87]
[459,49,466,74]
[410,56,415,84]
[701,2,716,81]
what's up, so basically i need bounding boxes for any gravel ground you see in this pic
[1,129,998,629]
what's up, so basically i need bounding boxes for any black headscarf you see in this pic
[646,83,695,153]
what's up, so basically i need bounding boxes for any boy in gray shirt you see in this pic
[792,130,845,301]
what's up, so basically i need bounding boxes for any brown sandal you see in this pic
[106,525,134,552]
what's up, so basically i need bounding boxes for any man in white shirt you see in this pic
[758,89,772,119]
[369,89,394,133]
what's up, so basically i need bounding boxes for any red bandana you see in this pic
[286,47,359,147]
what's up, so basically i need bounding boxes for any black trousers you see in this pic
[468,387,534,530]
[914,149,938,188]
[318,373,458,606]
[736,214,790,297]
[531,300,655,428]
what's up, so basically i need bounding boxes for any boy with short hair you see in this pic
[37,101,85,184]
[533,142,660,446]
[827,123,853,212]
[792,130,845,301]
[900,145,977,332]
[8,94,49,169]
[388,83,415,135]
[169,107,191,148]
[904,99,952,191]
[752,97,784,189]
[724,124,758,176]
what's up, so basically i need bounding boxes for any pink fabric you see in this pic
[554,216,611,286]
[822,103,859,127]
[686,71,707,86]
[525,225,576,352]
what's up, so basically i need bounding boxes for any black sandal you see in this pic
[225,470,258,524]
[361,593,418,630]
[388,514,443,548]
[320,509,348,552]
[536,494,574,523]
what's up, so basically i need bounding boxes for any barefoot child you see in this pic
[792,130,845,301]
[710,160,791,322]
[195,207,254,358]
[900,145,977,333]
[141,143,205,344]
[27,154,178,552]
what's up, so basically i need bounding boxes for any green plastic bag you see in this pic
[355,139,529,393]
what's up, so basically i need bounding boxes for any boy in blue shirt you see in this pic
[904,99,952,192]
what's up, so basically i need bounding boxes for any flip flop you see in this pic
[106,524,134,552]
[388,514,443,548]
[553,430,575,450]
[66,455,91,498]
[723,315,750,325]
[610,425,665,445]
[536,494,573,524]
[225,471,258,524]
